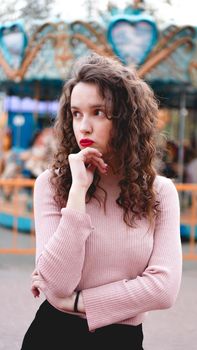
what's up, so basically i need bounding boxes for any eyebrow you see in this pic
[71,104,106,109]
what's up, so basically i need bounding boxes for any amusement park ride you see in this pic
[0,4,196,86]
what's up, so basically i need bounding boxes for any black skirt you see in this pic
[21,299,144,349]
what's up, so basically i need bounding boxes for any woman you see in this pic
[21,53,182,349]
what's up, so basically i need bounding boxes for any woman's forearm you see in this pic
[67,185,87,213]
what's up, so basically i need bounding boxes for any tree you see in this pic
[0,0,56,32]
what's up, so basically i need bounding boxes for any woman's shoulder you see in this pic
[34,168,53,188]
[153,174,178,194]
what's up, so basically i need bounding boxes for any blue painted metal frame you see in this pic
[107,14,158,65]
[0,20,28,67]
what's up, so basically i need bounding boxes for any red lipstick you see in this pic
[80,138,94,147]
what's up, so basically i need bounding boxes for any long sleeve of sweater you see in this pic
[34,170,94,296]
[82,178,182,331]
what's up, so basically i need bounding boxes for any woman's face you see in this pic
[71,82,113,156]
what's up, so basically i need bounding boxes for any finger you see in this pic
[31,283,40,296]
[92,156,108,170]
[31,286,40,298]
[31,275,43,283]
[69,148,102,163]
[32,280,44,290]
[81,147,102,158]
[88,160,106,174]
[88,159,107,174]
[86,163,96,173]
[31,269,38,277]
[84,151,107,166]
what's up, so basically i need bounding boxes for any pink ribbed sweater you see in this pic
[34,169,182,331]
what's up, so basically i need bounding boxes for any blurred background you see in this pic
[0,1,197,349]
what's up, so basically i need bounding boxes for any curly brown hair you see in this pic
[50,52,159,227]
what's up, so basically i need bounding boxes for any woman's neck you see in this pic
[99,164,122,186]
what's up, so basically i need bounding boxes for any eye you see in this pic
[94,109,105,117]
[72,111,81,118]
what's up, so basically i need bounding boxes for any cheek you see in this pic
[72,122,78,140]
[103,124,113,144]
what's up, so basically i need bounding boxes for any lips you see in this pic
[80,139,94,147]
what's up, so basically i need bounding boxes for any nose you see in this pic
[79,116,92,134]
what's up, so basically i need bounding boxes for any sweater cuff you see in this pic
[61,208,94,232]
[82,280,130,331]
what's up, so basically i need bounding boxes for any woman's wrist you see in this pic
[74,291,80,312]
[73,290,85,314]
[70,183,87,193]
[67,186,86,213]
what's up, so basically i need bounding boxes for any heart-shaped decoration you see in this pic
[107,15,158,66]
[0,22,28,69]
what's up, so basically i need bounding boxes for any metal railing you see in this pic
[176,183,197,260]
[0,178,35,254]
